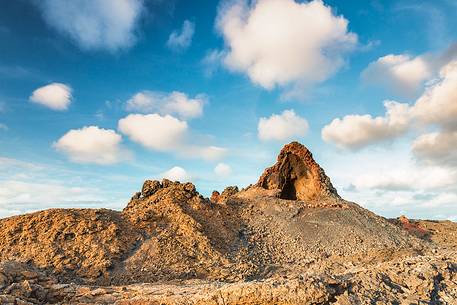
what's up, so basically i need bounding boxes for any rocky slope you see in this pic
[0,142,456,304]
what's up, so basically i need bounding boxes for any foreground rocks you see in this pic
[1,249,456,304]
[0,142,456,304]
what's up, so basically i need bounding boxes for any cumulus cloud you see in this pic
[324,60,457,150]
[125,91,205,119]
[118,113,226,161]
[118,114,187,151]
[166,20,195,51]
[411,60,457,129]
[214,163,232,177]
[29,83,72,111]
[322,101,412,149]
[258,110,309,142]
[410,60,457,167]
[54,126,128,164]
[161,166,190,182]
[362,54,432,97]
[412,131,457,167]
[36,0,145,51]
[216,0,357,97]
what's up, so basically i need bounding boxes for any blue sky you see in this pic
[1,0,457,220]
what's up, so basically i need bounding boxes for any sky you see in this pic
[0,0,456,220]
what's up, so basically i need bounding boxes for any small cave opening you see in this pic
[280,178,297,200]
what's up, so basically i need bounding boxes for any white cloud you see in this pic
[160,166,190,182]
[0,180,101,206]
[118,113,226,161]
[412,131,457,167]
[0,123,7,131]
[202,49,225,77]
[0,157,43,171]
[181,146,227,161]
[352,165,456,192]
[214,163,232,177]
[29,83,72,111]
[54,126,128,164]
[323,145,457,219]
[322,101,412,149]
[166,20,195,51]
[216,0,357,97]
[0,156,132,218]
[0,180,108,218]
[258,110,309,142]
[118,113,188,151]
[362,54,432,97]
[411,60,457,130]
[125,91,205,119]
[324,60,457,150]
[36,0,145,51]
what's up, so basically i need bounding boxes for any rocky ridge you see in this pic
[0,142,456,304]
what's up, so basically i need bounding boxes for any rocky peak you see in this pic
[210,186,239,203]
[140,179,197,198]
[256,142,339,201]
[124,179,200,215]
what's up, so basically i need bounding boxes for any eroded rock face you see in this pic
[257,142,339,201]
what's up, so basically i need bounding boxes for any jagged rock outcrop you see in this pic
[257,141,338,201]
[210,186,239,203]
[0,142,456,304]
[210,190,220,203]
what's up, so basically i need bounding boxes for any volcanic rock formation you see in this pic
[257,141,338,201]
[0,142,456,304]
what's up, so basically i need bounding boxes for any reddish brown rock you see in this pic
[257,141,338,201]
[210,191,220,203]
[395,215,429,239]
[210,187,239,204]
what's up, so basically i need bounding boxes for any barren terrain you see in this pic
[0,142,455,304]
